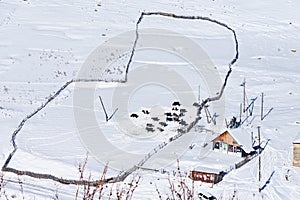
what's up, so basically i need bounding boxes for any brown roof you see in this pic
[212,131,240,147]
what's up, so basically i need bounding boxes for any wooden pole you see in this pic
[240,103,242,124]
[204,106,211,123]
[243,78,246,113]
[99,96,109,122]
[251,131,253,147]
[261,92,264,121]
[258,126,262,192]
[198,85,201,103]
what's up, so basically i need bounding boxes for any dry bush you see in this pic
[155,160,195,200]
[0,172,9,200]
[0,172,3,194]
[18,176,25,200]
[75,154,141,200]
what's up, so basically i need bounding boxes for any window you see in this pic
[214,142,220,149]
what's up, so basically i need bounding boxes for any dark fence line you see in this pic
[2,11,239,186]
[235,153,258,169]
[2,167,103,186]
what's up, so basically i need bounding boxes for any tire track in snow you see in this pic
[2,11,239,186]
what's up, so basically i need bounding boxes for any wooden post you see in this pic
[243,78,246,113]
[99,96,109,122]
[198,85,201,103]
[204,106,211,124]
[261,92,264,121]
[240,103,242,124]
[258,126,262,192]
[251,131,253,147]
[225,118,228,128]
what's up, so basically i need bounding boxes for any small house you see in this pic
[212,129,254,157]
[293,134,300,167]
[189,166,224,184]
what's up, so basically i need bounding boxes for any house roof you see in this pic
[193,166,221,174]
[213,128,253,152]
[293,133,300,143]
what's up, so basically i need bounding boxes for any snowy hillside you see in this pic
[0,0,300,199]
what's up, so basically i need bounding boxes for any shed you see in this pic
[212,129,254,157]
[293,134,300,167]
[189,166,224,184]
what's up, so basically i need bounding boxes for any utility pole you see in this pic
[258,126,262,190]
[261,92,264,121]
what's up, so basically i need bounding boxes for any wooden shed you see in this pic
[293,135,300,167]
[189,167,224,184]
[212,129,253,157]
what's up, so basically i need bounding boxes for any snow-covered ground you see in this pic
[1,0,300,199]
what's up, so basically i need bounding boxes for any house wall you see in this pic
[189,171,223,184]
[293,143,300,167]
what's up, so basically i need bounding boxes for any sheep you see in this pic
[173,113,179,117]
[146,123,154,127]
[142,109,150,114]
[177,129,185,133]
[179,120,188,126]
[180,108,187,113]
[159,122,168,127]
[157,127,164,132]
[172,101,181,106]
[145,127,155,132]
[151,117,159,121]
[166,117,173,121]
[172,107,178,111]
[130,113,139,118]
[193,102,200,107]
[173,117,180,122]
[164,112,172,117]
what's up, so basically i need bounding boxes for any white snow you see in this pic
[1,0,300,199]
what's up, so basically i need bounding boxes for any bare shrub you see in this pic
[18,176,25,200]
[156,160,195,200]
[0,172,9,200]
[75,154,141,200]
